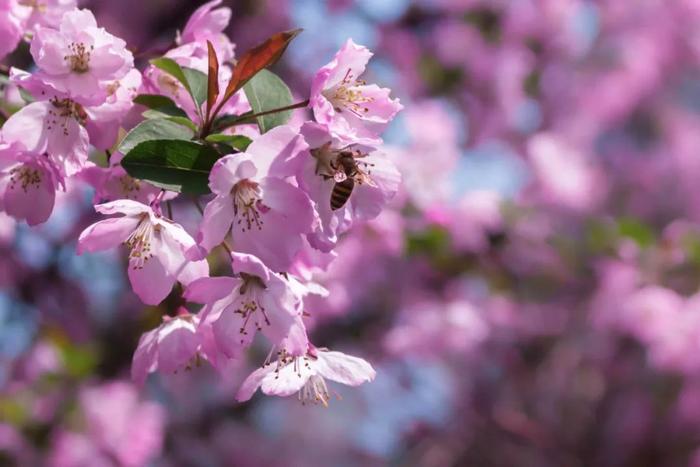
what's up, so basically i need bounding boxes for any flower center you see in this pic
[9,165,42,192]
[234,274,270,342]
[65,42,93,73]
[48,98,87,134]
[298,374,332,407]
[118,175,141,198]
[19,0,46,12]
[325,69,373,117]
[231,179,268,231]
[124,216,157,269]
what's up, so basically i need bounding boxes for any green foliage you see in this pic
[243,69,294,133]
[204,133,253,151]
[121,140,221,194]
[617,217,656,248]
[118,118,195,155]
[150,58,207,110]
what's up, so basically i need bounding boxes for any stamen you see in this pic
[124,216,156,269]
[64,42,94,73]
[47,98,87,136]
[325,68,374,117]
[9,165,42,192]
[119,175,142,198]
[231,179,268,231]
[235,275,270,343]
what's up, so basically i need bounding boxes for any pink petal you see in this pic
[77,216,140,254]
[131,328,159,385]
[128,251,175,305]
[156,319,200,373]
[209,155,257,194]
[317,350,376,386]
[246,125,309,178]
[94,199,150,217]
[4,168,56,226]
[185,276,239,303]
[230,252,270,281]
[195,195,234,255]
[236,365,274,402]
[212,307,250,358]
[260,360,312,397]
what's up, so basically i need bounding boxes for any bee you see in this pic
[330,152,358,210]
[312,145,374,211]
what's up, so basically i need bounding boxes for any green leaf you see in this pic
[119,119,195,155]
[182,67,208,107]
[150,58,207,111]
[618,217,656,248]
[121,140,221,194]
[133,93,179,110]
[135,93,190,120]
[243,69,293,133]
[141,107,189,119]
[204,133,252,151]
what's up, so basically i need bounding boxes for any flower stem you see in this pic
[206,99,310,135]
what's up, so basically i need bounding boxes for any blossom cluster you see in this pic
[0,0,402,405]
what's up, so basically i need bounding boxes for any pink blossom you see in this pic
[177,0,235,62]
[194,125,315,271]
[30,8,134,104]
[1,98,90,176]
[300,122,401,251]
[77,199,209,305]
[310,39,403,145]
[81,382,164,466]
[0,144,63,226]
[79,163,163,205]
[0,0,22,60]
[131,313,203,385]
[84,68,142,150]
[12,0,77,31]
[236,346,376,405]
[185,252,308,359]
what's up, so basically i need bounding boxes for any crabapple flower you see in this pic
[310,39,402,145]
[0,0,22,60]
[49,382,165,467]
[84,68,142,150]
[131,312,203,385]
[12,0,77,31]
[77,199,209,305]
[0,144,63,226]
[185,252,308,359]
[194,125,315,271]
[300,122,401,251]
[1,98,89,177]
[177,0,235,62]
[30,9,133,104]
[236,346,376,406]
[80,163,163,205]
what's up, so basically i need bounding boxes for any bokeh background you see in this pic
[5,0,700,466]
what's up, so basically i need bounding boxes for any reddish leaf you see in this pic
[206,41,220,121]
[222,29,302,105]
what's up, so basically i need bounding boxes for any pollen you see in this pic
[231,179,268,231]
[124,216,156,269]
[9,165,42,192]
[65,42,94,74]
[326,68,374,117]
